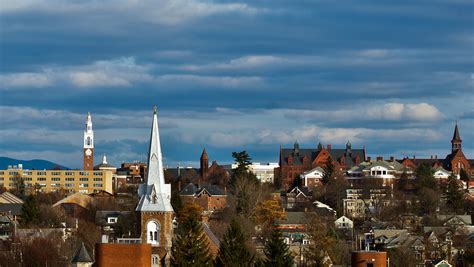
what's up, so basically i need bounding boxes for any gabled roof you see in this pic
[52,193,95,209]
[0,192,24,204]
[179,183,226,197]
[280,146,365,168]
[72,242,93,263]
[288,186,311,197]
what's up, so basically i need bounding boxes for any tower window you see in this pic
[147,221,160,245]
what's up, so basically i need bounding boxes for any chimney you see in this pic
[390,156,394,162]
[327,144,332,150]
[376,156,383,162]
[367,156,371,162]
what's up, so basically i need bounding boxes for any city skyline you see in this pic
[1,0,473,168]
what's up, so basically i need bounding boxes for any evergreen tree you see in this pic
[229,151,258,189]
[445,174,465,213]
[263,228,294,267]
[321,157,335,185]
[397,169,409,191]
[415,163,437,190]
[22,194,40,225]
[171,215,213,266]
[460,168,470,182]
[215,219,254,267]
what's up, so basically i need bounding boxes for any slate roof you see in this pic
[179,183,226,196]
[277,212,312,225]
[280,146,365,168]
[0,203,23,216]
[72,242,93,263]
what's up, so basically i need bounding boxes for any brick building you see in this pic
[179,183,227,212]
[400,123,473,179]
[275,141,366,190]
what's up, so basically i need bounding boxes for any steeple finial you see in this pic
[102,154,107,164]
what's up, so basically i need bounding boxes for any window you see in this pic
[79,172,89,176]
[65,183,74,188]
[93,172,102,176]
[93,178,103,181]
[107,217,118,224]
[37,171,46,175]
[65,172,74,176]
[93,184,102,187]
[51,177,60,181]
[51,172,61,176]
[79,178,89,181]
[152,255,159,266]
[147,221,160,245]
[79,190,89,193]
[79,184,89,188]
[51,183,61,187]
[66,178,74,181]
[37,177,47,181]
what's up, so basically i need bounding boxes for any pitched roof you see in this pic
[52,193,95,209]
[0,192,24,204]
[0,203,23,216]
[280,147,364,168]
[179,183,226,196]
[72,242,93,263]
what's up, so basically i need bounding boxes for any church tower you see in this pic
[451,123,462,153]
[136,106,174,265]
[200,148,209,179]
[83,112,94,170]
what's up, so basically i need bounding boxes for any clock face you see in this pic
[85,149,92,156]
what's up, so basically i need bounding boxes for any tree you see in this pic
[21,194,40,225]
[229,151,258,189]
[11,174,26,199]
[255,199,286,229]
[415,163,437,190]
[215,219,255,267]
[263,228,294,267]
[445,174,465,213]
[171,215,213,266]
[460,168,470,182]
[397,169,409,191]
[417,187,441,215]
[321,157,335,185]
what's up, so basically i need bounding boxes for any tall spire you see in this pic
[200,148,209,179]
[136,106,173,212]
[451,122,462,153]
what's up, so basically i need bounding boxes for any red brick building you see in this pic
[94,243,152,267]
[275,141,366,190]
[400,123,472,179]
[179,183,227,212]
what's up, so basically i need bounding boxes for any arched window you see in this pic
[86,137,91,146]
[147,221,160,244]
[152,255,159,266]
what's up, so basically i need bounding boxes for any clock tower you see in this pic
[83,112,94,170]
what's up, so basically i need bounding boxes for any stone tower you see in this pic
[200,148,209,179]
[451,123,462,153]
[83,112,94,170]
[136,106,174,266]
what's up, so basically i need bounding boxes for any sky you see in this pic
[0,0,473,169]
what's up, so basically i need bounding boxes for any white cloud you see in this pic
[0,0,262,26]
[157,74,263,88]
[0,57,153,89]
[0,72,52,88]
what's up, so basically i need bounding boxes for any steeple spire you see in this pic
[451,122,462,153]
[136,106,173,212]
[200,148,209,179]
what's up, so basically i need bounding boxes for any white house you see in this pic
[433,167,451,179]
[334,215,353,229]
[300,167,324,187]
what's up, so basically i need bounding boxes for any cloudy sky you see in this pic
[0,0,473,168]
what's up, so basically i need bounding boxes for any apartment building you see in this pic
[0,165,113,194]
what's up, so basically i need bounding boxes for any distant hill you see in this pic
[0,157,69,170]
